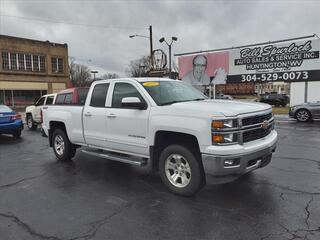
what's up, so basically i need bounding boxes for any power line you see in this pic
[0,14,147,30]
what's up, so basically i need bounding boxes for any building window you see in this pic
[18,53,25,70]
[10,53,17,70]
[25,54,32,71]
[1,51,45,72]
[57,58,63,73]
[39,56,45,72]
[52,57,64,73]
[33,55,39,72]
[2,52,10,70]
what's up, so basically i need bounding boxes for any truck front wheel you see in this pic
[52,129,75,161]
[159,144,204,196]
[27,115,37,130]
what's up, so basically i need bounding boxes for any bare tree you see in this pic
[125,55,151,77]
[69,58,92,87]
[101,73,120,79]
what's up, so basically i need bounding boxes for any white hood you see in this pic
[158,100,271,117]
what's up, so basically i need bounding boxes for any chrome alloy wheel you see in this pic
[54,135,65,156]
[296,110,310,122]
[165,154,191,188]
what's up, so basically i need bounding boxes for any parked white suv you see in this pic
[43,78,277,196]
[25,93,56,130]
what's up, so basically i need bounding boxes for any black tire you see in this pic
[52,128,75,161]
[26,114,37,130]
[295,109,311,122]
[13,130,21,139]
[159,144,204,196]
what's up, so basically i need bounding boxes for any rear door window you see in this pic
[90,83,109,107]
[45,96,54,105]
[55,94,66,104]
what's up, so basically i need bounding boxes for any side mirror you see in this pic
[121,97,146,110]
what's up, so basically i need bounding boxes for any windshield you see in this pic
[141,80,207,106]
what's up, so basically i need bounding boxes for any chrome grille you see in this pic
[239,112,273,143]
[242,113,272,126]
[243,125,272,143]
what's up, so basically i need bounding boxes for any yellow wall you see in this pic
[0,81,48,90]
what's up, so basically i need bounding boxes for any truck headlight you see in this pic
[211,118,238,145]
[211,119,237,130]
[212,133,238,144]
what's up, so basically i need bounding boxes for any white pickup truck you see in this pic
[25,93,56,130]
[43,78,278,196]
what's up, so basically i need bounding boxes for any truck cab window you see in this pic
[45,96,54,105]
[112,83,145,108]
[90,83,109,107]
[55,94,65,104]
[64,93,73,104]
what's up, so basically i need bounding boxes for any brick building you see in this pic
[0,35,70,107]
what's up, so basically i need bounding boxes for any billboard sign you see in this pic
[178,36,320,85]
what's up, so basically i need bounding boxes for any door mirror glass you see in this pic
[121,97,146,109]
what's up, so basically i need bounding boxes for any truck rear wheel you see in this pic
[52,129,75,161]
[159,144,204,196]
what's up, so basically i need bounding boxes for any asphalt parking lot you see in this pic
[0,120,319,240]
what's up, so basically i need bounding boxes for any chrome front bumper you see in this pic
[202,135,277,177]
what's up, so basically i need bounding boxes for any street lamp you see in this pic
[159,36,178,78]
[91,70,98,81]
[129,25,153,69]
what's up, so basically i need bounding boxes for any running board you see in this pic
[81,149,147,166]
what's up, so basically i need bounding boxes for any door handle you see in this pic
[43,106,48,110]
[84,112,92,117]
[107,113,117,118]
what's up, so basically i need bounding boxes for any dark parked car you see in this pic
[289,101,320,122]
[0,105,24,138]
[259,93,289,107]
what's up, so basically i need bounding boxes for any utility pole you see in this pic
[129,26,154,73]
[168,44,172,77]
[149,25,153,69]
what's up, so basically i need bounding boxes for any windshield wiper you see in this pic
[159,98,206,106]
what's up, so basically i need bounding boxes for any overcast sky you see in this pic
[0,0,319,77]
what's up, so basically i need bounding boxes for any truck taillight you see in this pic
[40,109,43,123]
[11,114,21,120]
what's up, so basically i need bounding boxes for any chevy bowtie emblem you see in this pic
[261,120,269,129]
